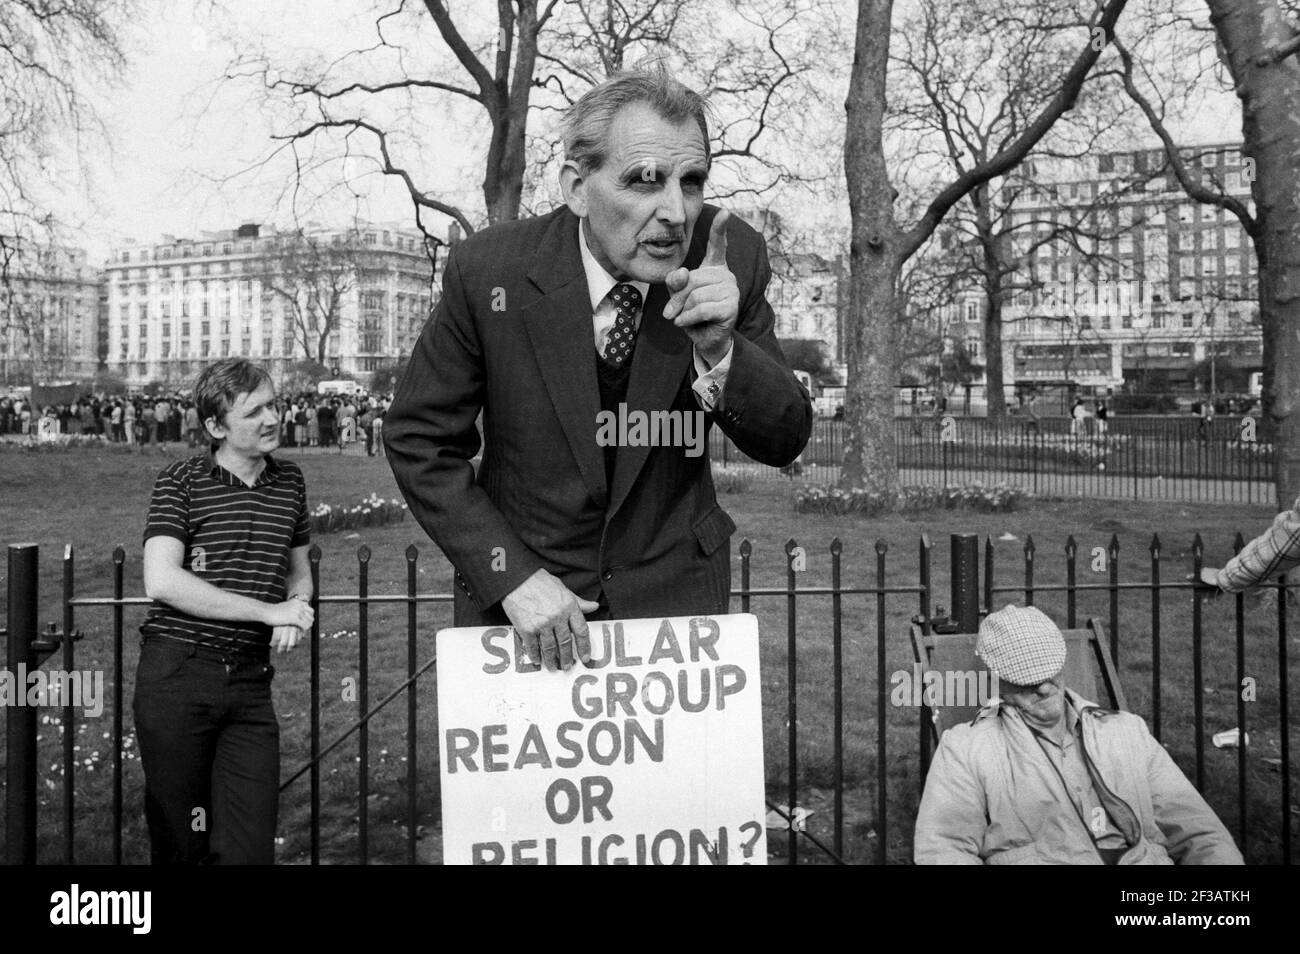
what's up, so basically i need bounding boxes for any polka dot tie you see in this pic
[603,283,642,369]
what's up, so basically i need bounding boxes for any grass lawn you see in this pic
[1,440,1296,864]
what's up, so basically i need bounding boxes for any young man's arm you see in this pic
[270,544,314,653]
[143,536,314,631]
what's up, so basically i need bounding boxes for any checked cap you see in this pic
[976,604,1066,687]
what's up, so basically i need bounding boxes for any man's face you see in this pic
[562,101,709,284]
[998,672,1066,733]
[207,380,280,457]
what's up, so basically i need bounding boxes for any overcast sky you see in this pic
[71,0,1241,264]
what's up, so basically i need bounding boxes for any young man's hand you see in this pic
[265,598,314,630]
[270,625,304,653]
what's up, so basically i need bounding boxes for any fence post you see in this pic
[5,543,39,864]
[950,534,980,632]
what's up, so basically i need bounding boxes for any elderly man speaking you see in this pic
[914,605,1243,865]
[384,68,811,672]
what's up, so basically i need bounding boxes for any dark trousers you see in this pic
[132,638,280,864]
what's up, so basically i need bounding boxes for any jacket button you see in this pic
[601,569,614,582]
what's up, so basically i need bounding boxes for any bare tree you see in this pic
[1,1,132,380]
[217,0,835,243]
[1107,0,1300,501]
[841,0,1131,493]
[889,0,1141,418]
[261,229,362,367]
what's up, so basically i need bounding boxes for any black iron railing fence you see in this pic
[711,416,1279,505]
[2,532,1294,864]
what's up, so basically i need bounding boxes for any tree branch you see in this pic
[900,0,1131,261]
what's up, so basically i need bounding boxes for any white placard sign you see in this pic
[436,613,767,865]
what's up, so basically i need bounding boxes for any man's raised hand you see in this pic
[662,209,738,367]
[501,568,599,672]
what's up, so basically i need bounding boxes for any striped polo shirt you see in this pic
[141,453,310,655]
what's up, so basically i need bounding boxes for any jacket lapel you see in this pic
[605,208,721,519]
[607,280,692,519]
[521,210,608,506]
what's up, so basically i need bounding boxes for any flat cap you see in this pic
[976,604,1066,687]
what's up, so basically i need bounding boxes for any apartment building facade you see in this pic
[103,221,439,388]
[0,245,102,384]
[943,142,1260,398]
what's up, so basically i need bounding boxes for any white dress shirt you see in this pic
[579,220,732,410]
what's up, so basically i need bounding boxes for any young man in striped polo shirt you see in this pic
[134,358,315,864]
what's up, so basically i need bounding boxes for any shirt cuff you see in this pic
[692,341,734,411]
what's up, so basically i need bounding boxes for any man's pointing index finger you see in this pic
[704,209,730,267]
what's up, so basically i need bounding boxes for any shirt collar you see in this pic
[578,219,650,312]
[206,450,281,486]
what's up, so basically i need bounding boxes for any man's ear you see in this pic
[204,415,226,443]
[560,161,588,218]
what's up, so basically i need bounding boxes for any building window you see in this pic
[1202,255,1217,275]
[1225,257,1241,276]
[1182,312,1194,328]
[1178,205,1194,224]
[1225,228,1240,249]
[1201,205,1217,222]
[1152,312,1164,329]
[1179,257,1195,277]
[1178,232,1194,251]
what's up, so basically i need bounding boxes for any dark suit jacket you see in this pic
[383,204,812,626]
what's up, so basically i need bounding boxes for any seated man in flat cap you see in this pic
[914,604,1243,865]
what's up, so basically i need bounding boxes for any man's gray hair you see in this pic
[560,67,712,176]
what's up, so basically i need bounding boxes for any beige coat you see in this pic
[914,690,1244,865]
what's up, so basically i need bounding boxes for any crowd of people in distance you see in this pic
[0,389,392,455]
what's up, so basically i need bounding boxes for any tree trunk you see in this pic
[841,0,901,494]
[1207,0,1300,506]
[984,280,1007,420]
[973,183,1008,420]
